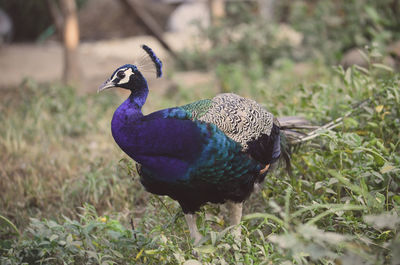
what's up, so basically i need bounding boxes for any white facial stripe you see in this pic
[113,68,134,85]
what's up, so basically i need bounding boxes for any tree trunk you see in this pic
[118,0,177,58]
[59,0,80,85]
[209,0,225,25]
[258,0,276,22]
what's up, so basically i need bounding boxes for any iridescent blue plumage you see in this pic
[110,95,263,212]
[100,45,285,242]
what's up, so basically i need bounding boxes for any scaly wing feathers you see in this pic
[196,93,275,150]
[178,94,280,167]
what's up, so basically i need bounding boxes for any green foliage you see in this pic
[1,204,136,264]
[0,79,140,229]
[1,58,399,264]
[177,1,400,71]
[286,0,400,61]
[176,13,297,72]
[1,7,400,260]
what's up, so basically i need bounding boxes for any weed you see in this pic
[1,57,399,264]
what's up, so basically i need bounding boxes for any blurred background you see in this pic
[1,0,399,90]
[1,1,400,264]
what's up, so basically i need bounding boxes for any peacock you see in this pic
[98,45,309,244]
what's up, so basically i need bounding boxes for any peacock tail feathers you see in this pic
[276,115,342,174]
[278,131,293,174]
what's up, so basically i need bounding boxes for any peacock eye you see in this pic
[117,71,126,79]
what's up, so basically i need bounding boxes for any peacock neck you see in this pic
[111,87,148,144]
[118,86,149,116]
[130,84,149,108]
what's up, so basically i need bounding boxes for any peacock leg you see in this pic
[255,164,270,192]
[184,213,202,244]
[227,201,243,240]
[260,164,270,174]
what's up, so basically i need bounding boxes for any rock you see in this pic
[0,8,12,44]
[78,0,174,40]
[387,40,400,70]
[341,45,399,70]
[167,1,210,33]
[387,40,400,59]
[340,48,369,69]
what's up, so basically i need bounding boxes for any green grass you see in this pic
[0,80,139,228]
[2,2,400,263]
[0,59,399,264]
[1,11,400,259]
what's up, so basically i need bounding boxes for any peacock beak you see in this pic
[98,79,115,93]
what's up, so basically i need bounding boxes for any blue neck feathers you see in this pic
[111,85,148,148]
[128,78,149,109]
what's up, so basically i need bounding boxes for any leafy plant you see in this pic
[1,13,400,262]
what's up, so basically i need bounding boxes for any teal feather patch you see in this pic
[163,108,192,119]
[181,99,213,119]
[186,121,262,185]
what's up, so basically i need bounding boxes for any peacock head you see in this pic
[98,45,162,93]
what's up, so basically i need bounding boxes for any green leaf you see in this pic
[372,63,393,72]
[66,234,73,244]
[315,181,324,190]
[327,178,338,186]
[145,249,160,255]
[194,245,216,254]
[375,192,385,205]
[393,195,400,205]
[354,64,369,74]
[243,213,285,227]
[345,68,352,84]
[365,6,380,23]
[343,117,359,128]
[0,215,20,236]
[380,163,396,174]
[210,231,216,246]
[360,178,369,193]
[49,234,58,242]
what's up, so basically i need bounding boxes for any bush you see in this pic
[177,1,400,71]
[1,59,399,264]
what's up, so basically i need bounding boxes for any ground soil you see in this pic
[0,33,213,97]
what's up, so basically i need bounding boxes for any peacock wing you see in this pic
[135,107,262,182]
[179,94,281,165]
[135,107,263,213]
